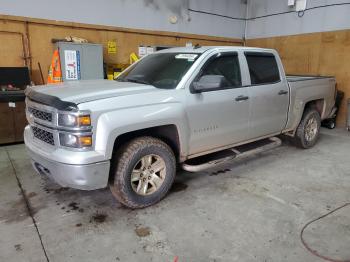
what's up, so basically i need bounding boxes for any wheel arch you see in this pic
[303,99,325,118]
[112,124,182,162]
[287,98,325,136]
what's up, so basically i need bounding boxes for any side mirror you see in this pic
[192,75,226,93]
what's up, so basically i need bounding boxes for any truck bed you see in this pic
[286,75,334,82]
[284,75,336,131]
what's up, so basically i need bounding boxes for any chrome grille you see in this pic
[32,126,55,145]
[28,107,53,122]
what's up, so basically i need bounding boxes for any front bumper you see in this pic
[27,146,110,190]
[24,126,110,190]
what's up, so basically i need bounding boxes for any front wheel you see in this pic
[293,109,321,149]
[110,137,176,208]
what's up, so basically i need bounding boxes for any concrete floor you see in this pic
[0,128,349,262]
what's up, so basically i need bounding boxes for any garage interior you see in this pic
[1,0,350,261]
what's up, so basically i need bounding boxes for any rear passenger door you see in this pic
[245,52,289,139]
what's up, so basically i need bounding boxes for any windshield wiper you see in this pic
[123,77,151,85]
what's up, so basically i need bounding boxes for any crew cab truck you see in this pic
[24,46,336,208]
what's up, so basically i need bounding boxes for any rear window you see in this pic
[245,53,280,85]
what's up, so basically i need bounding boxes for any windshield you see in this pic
[116,52,200,89]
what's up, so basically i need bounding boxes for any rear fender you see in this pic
[286,98,325,135]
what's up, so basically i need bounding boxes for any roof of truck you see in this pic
[157,46,276,54]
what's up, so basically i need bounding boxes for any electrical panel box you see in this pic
[57,42,103,82]
[295,0,307,11]
[287,0,307,11]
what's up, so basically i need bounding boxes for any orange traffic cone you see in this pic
[47,49,62,84]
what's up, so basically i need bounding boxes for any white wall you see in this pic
[246,0,350,39]
[2,0,350,40]
[0,0,247,39]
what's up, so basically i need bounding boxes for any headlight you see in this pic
[59,133,92,148]
[58,114,91,128]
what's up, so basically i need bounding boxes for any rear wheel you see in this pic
[110,137,176,208]
[293,109,321,149]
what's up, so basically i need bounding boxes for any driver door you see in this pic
[185,52,250,156]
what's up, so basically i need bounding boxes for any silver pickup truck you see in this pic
[24,46,336,208]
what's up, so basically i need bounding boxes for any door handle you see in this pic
[278,90,288,95]
[235,95,249,101]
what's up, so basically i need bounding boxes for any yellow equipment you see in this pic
[129,52,139,64]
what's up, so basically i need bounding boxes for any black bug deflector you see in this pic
[25,87,78,111]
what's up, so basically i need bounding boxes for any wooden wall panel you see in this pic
[0,15,242,85]
[27,24,241,84]
[0,19,28,68]
[0,32,24,66]
[247,30,350,127]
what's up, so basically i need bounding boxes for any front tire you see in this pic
[110,137,176,208]
[293,109,321,149]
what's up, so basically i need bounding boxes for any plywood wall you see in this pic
[0,15,243,85]
[0,32,24,66]
[247,30,350,127]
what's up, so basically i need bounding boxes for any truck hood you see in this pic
[29,80,165,104]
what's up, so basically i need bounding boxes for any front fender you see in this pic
[94,103,189,160]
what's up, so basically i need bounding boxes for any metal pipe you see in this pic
[24,21,33,73]
[244,0,249,46]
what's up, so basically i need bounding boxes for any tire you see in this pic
[293,108,321,149]
[110,136,176,208]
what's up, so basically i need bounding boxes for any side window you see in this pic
[245,53,280,85]
[198,54,241,89]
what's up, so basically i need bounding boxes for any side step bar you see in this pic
[181,137,281,173]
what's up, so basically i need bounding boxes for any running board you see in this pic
[181,137,281,172]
